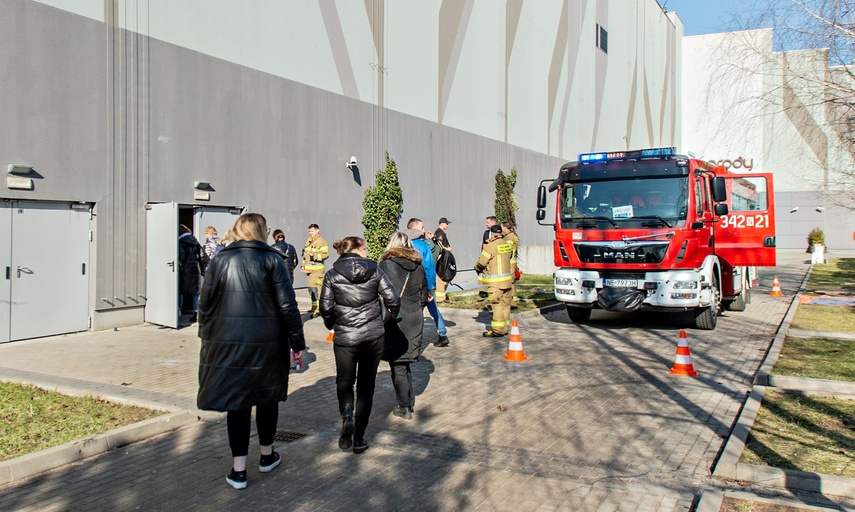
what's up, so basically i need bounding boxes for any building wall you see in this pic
[682,29,855,251]
[2,0,682,326]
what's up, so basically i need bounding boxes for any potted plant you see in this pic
[807,227,825,251]
[807,227,825,263]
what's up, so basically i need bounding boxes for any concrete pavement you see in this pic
[0,250,851,511]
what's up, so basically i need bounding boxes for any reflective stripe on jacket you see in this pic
[475,235,513,288]
[302,235,329,272]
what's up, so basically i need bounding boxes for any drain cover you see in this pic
[273,430,308,443]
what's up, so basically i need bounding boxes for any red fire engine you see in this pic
[536,147,776,330]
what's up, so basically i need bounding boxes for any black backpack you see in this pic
[435,250,457,282]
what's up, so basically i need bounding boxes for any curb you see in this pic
[765,375,855,397]
[713,385,855,496]
[695,488,724,512]
[0,410,199,486]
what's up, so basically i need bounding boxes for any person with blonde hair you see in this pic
[201,226,219,276]
[197,212,306,489]
[378,232,428,419]
[320,236,399,453]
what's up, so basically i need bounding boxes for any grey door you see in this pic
[0,204,11,343]
[145,202,178,328]
[8,203,90,341]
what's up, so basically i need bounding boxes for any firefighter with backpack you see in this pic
[432,217,453,302]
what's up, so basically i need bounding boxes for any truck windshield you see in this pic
[559,176,688,228]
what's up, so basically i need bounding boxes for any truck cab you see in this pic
[536,147,776,330]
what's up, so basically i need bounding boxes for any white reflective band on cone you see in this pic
[508,341,524,350]
[674,355,693,365]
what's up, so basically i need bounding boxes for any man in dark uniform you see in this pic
[433,217,452,303]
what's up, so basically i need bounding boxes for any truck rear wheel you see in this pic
[694,276,720,330]
[566,305,592,323]
[727,282,749,312]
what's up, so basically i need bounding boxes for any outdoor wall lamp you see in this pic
[194,180,212,201]
[6,164,34,190]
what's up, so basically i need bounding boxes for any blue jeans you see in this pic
[426,296,447,336]
[178,294,199,312]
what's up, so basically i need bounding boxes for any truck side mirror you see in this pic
[715,203,728,216]
[711,177,727,202]
[537,185,547,209]
[536,209,546,221]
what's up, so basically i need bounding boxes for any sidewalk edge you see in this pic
[0,410,199,486]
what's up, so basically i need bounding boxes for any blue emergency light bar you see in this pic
[578,146,676,162]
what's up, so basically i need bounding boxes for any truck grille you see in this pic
[574,242,668,264]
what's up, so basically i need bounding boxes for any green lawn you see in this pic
[0,382,162,462]
[741,389,855,478]
[773,337,855,381]
[443,274,558,312]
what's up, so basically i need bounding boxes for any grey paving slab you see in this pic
[0,252,848,510]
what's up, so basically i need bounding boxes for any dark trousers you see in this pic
[389,362,413,409]
[333,335,383,439]
[226,402,278,457]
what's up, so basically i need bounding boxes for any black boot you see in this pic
[339,404,354,450]
[353,421,369,454]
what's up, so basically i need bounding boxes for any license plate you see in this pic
[604,279,637,288]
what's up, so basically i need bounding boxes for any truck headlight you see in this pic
[672,280,698,289]
[555,277,574,286]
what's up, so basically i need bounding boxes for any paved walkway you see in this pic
[0,251,850,511]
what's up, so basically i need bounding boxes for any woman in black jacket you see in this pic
[178,224,203,322]
[197,213,306,490]
[378,232,428,420]
[320,236,399,454]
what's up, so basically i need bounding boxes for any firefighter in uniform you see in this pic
[301,223,329,318]
[475,224,514,337]
[501,221,519,309]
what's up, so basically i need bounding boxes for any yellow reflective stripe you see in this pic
[490,320,504,328]
[481,273,512,282]
[480,251,490,258]
[305,264,324,270]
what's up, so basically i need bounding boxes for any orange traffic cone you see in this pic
[325,329,334,343]
[670,330,698,376]
[770,276,784,297]
[503,320,529,361]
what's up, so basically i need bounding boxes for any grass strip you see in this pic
[774,337,855,381]
[790,304,855,333]
[740,389,855,477]
[444,274,558,311]
[0,382,162,462]
[803,258,855,295]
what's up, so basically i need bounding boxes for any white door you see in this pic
[9,203,90,341]
[145,202,178,328]
[0,204,11,343]
[194,206,242,246]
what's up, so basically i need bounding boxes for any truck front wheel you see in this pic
[693,276,720,330]
[566,306,592,323]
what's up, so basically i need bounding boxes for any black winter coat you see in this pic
[271,240,298,282]
[196,240,306,412]
[178,233,202,295]
[320,253,400,347]
[378,247,428,362]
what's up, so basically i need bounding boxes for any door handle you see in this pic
[17,266,32,278]
[167,261,175,272]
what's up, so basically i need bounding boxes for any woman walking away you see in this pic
[197,213,305,490]
[378,232,428,420]
[320,236,400,453]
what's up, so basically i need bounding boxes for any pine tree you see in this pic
[362,152,403,260]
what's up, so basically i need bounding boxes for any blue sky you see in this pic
[663,0,748,36]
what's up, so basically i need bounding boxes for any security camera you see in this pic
[815,207,825,212]
[346,156,357,168]
[790,207,799,213]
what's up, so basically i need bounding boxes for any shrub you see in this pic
[362,152,403,261]
[807,227,825,247]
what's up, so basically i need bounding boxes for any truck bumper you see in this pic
[554,268,713,312]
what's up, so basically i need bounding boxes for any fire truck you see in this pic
[535,147,776,330]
